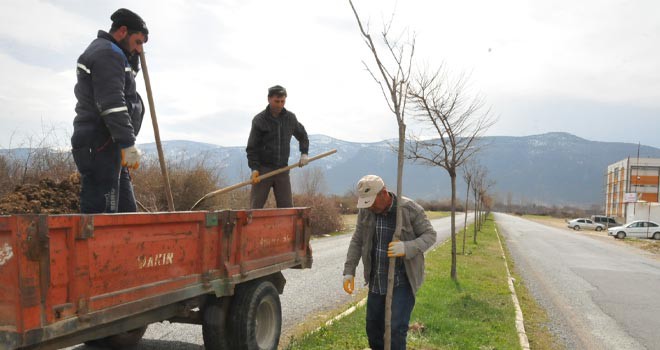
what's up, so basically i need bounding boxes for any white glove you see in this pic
[387,240,405,257]
[343,274,354,294]
[299,153,309,167]
[121,145,140,169]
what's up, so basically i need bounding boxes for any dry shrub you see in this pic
[0,148,76,194]
[416,198,465,212]
[131,157,227,212]
[0,155,12,198]
[333,191,359,214]
[293,193,343,236]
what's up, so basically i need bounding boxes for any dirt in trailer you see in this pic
[0,173,80,215]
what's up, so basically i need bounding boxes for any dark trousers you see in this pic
[250,170,293,209]
[366,282,416,350]
[73,142,137,214]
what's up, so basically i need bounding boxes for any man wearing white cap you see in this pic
[343,175,436,350]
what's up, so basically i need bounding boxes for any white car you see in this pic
[567,218,605,231]
[608,220,660,239]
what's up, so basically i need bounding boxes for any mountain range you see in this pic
[3,132,658,206]
[134,132,660,207]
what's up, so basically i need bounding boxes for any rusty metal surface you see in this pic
[0,208,312,350]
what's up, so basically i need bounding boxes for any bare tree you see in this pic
[349,1,414,347]
[471,168,495,243]
[294,166,327,196]
[460,161,476,255]
[406,68,495,280]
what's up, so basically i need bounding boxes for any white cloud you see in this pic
[1,0,659,149]
[0,0,96,53]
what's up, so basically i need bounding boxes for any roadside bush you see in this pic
[416,198,465,212]
[492,200,593,219]
[131,157,227,212]
[333,191,358,214]
[293,193,343,236]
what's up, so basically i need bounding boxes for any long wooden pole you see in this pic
[190,149,337,210]
[140,51,175,211]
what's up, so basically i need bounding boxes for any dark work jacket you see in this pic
[71,30,144,149]
[246,106,309,171]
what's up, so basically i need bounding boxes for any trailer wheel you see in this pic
[85,325,147,349]
[228,280,282,350]
[202,297,231,350]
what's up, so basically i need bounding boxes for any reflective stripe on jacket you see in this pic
[72,30,143,148]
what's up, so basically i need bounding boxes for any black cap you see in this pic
[268,85,287,97]
[111,8,149,35]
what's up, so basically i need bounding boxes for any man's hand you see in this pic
[387,240,405,257]
[121,145,140,169]
[298,153,309,167]
[250,170,260,184]
[343,275,354,294]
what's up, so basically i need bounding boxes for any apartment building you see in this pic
[606,158,660,219]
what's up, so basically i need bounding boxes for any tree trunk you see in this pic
[473,191,478,244]
[462,181,470,255]
[450,174,457,280]
[385,118,406,350]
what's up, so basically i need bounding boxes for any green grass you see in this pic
[285,216,525,349]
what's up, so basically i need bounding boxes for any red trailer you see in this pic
[0,208,312,350]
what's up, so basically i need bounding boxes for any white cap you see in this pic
[356,175,385,208]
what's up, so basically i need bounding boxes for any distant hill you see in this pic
[3,133,659,206]
[136,132,660,206]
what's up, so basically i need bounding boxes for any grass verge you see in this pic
[285,216,540,349]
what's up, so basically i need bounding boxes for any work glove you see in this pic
[387,240,405,258]
[120,145,140,169]
[298,153,309,167]
[250,170,260,184]
[343,275,354,294]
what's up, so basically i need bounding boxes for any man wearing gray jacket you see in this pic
[343,175,436,350]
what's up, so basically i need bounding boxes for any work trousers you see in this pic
[73,141,137,214]
[366,282,416,350]
[250,169,293,209]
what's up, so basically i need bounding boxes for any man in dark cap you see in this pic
[246,85,310,208]
[71,8,148,213]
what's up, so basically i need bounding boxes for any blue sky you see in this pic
[1,0,659,149]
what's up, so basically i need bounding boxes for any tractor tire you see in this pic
[228,280,282,350]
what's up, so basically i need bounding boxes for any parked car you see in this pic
[608,220,660,239]
[567,218,605,231]
[591,215,620,228]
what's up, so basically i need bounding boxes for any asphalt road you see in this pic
[66,213,468,349]
[495,213,660,350]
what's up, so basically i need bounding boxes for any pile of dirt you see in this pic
[0,174,80,215]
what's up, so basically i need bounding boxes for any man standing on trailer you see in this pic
[246,85,310,209]
[71,8,148,213]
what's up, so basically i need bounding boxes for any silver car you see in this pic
[607,220,660,239]
[567,218,605,231]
